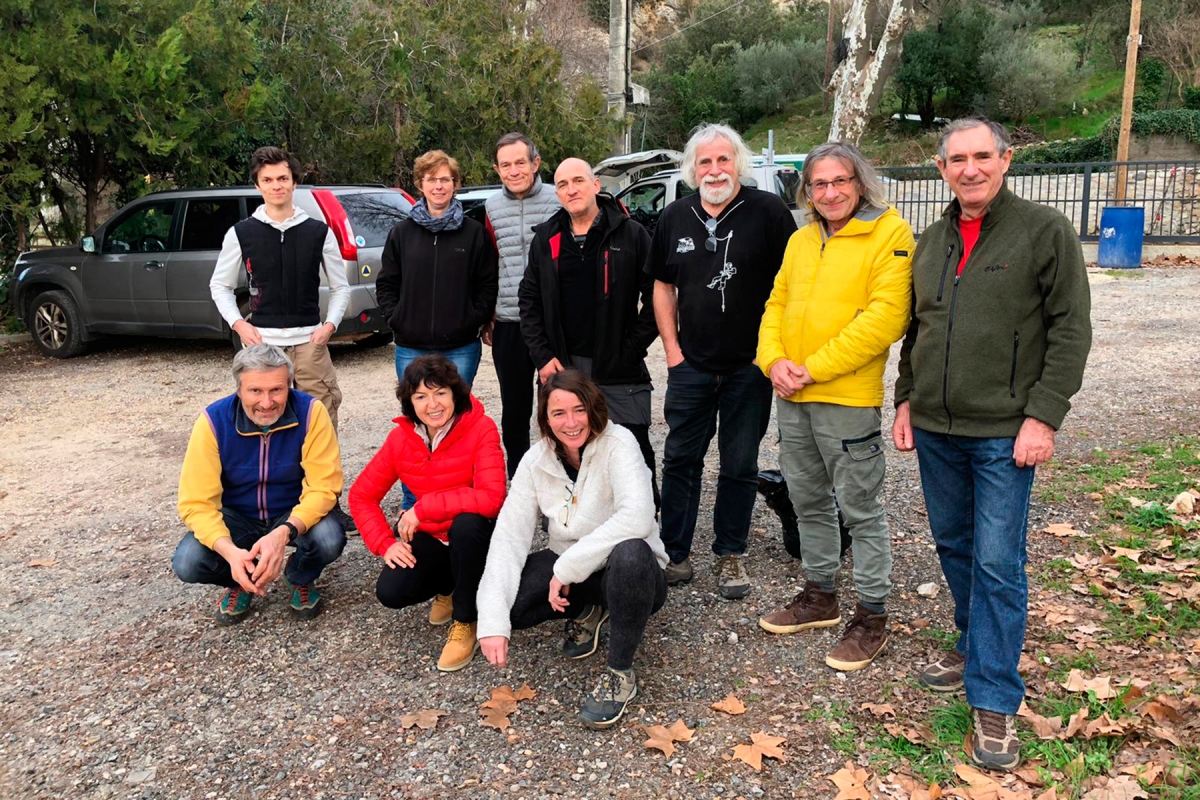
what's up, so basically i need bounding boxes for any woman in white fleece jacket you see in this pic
[476,370,668,729]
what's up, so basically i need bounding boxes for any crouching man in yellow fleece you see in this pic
[172,344,346,624]
[756,142,913,671]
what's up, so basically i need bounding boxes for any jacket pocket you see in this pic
[1009,331,1019,399]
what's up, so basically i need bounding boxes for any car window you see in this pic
[180,198,241,250]
[774,170,801,209]
[620,183,666,215]
[337,192,411,248]
[102,201,176,254]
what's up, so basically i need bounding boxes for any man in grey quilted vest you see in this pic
[483,133,561,478]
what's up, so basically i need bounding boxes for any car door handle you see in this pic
[143,261,165,270]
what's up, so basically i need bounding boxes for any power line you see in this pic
[628,0,752,54]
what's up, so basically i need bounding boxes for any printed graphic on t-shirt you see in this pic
[676,237,695,253]
[705,232,737,312]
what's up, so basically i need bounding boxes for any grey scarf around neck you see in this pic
[410,198,465,232]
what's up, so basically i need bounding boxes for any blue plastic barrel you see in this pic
[1097,207,1145,269]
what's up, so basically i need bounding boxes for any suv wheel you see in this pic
[30,290,87,359]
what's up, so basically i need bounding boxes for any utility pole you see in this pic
[1114,0,1143,204]
[607,0,631,154]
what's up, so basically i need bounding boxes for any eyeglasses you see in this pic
[808,176,856,194]
[704,217,718,252]
[422,176,455,186]
[557,483,578,526]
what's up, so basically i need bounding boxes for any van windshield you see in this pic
[338,192,411,248]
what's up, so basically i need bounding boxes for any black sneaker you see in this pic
[580,667,638,729]
[563,604,609,659]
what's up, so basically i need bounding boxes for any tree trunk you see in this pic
[392,97,409,189]
[828,0,915,145]
[16,214,27,252]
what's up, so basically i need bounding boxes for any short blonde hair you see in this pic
[413,150,462,193]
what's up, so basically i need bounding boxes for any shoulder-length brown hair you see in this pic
[537,370,609,455]
[396,354,472,422]
[412,150,463,194]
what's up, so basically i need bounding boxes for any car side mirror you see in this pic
[81,236,96,253]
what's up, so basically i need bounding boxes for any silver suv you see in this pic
[11,185,413,358]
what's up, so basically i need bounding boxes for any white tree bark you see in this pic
[828,0,914,145]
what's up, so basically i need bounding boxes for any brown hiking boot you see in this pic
[428,594,453,626]
[918,650,965,692]
[758,584,841,634]
[969,708,1021,771]
[436,621,478,672]
[825,603,889,671]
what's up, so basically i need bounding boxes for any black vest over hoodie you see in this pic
[233,217,328,328]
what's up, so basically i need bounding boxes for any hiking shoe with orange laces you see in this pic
[215,587,252,625]
[288,582,323,620]
[437,621,478,672]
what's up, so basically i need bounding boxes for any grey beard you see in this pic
[700,180,734,205]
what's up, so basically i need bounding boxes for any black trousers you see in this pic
[509,539,667,671]
[375,513,494,622]
[491,320,536,479]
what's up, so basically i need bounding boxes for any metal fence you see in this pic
[878,160,1200,243]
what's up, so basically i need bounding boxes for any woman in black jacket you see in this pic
[377,150,499,386]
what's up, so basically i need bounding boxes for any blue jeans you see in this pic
[394,339,482,508]
[659,359,773,563]
[172,507,346,588]
[912,428,1036,715]
[394,340,482,386]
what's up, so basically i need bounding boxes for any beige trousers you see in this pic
[283,342,343,431]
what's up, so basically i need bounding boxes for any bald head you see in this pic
[554,158,601,224]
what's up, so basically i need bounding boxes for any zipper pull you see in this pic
[280,230,285,244]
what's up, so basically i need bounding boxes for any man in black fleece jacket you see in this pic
[519,158,659,506]
[893,119,1092,772]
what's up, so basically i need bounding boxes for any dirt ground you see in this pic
[0,267,1197,799]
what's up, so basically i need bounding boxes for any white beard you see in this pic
[699,177,735,205]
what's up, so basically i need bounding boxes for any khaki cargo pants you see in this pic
[283,342,343,431]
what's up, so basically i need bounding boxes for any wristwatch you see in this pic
[282,521,299,543]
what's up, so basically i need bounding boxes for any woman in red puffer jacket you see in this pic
[349,354,506,673]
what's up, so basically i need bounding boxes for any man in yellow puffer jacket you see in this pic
[756,142,913,672]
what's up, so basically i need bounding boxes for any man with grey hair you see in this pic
[172,344,346,624]
[646,123,797,599]
[893,118,1091,770]
[755,141,914,672]
[484,132,561,477]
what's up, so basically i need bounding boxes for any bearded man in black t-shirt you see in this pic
[646,123,797,600]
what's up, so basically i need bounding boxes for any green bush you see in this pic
[1101,109,1200,150]
[976,33,1078,123]
[735,38,824,118]
[1184,86,1200,111]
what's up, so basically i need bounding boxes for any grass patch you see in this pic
[920,627,960,652]
[1103,269,1145,278]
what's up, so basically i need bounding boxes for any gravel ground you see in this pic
[1,267,1197,799]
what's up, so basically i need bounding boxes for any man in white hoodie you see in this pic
[209,146,353,529]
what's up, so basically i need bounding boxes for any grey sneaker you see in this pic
[918,651,965,692]
[713,554,751,599]
[970,708,1021,771]
[664,557,694,586]
[580,667,638,729]
[563,604,609,659]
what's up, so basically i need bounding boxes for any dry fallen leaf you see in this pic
[884,722,937,745]
[399,708,447,730]
[1044,522,1084,537]
[861,702,897,718]
[829,761,871,800]
[1062,669,1117,700]
[642,719,694,758]
[1018,702,1064,739]
[478,706,511,731]
[27,558,58,568]
[711,693,746,715]
[1064,707,1090,738]
[1119,762,1164,786]
[1081,775,1148,800]
[732,731,787,772]
[1110,546,1144,562]
[1035,788,1059,800]
[1083,712,1132,739]
[1167,491,1195,515]
[1139,700,1183,724]
[954,764,1000,791]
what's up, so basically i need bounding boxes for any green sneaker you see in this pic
[215,587,252,625]
[563,605,609,659]
[580,667,638,729]
[288,582,323,620]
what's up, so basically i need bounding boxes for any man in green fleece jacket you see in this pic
[892,119,1092,772]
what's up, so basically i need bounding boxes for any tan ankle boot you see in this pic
[429,594,453,626]
[437,621,478,672]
